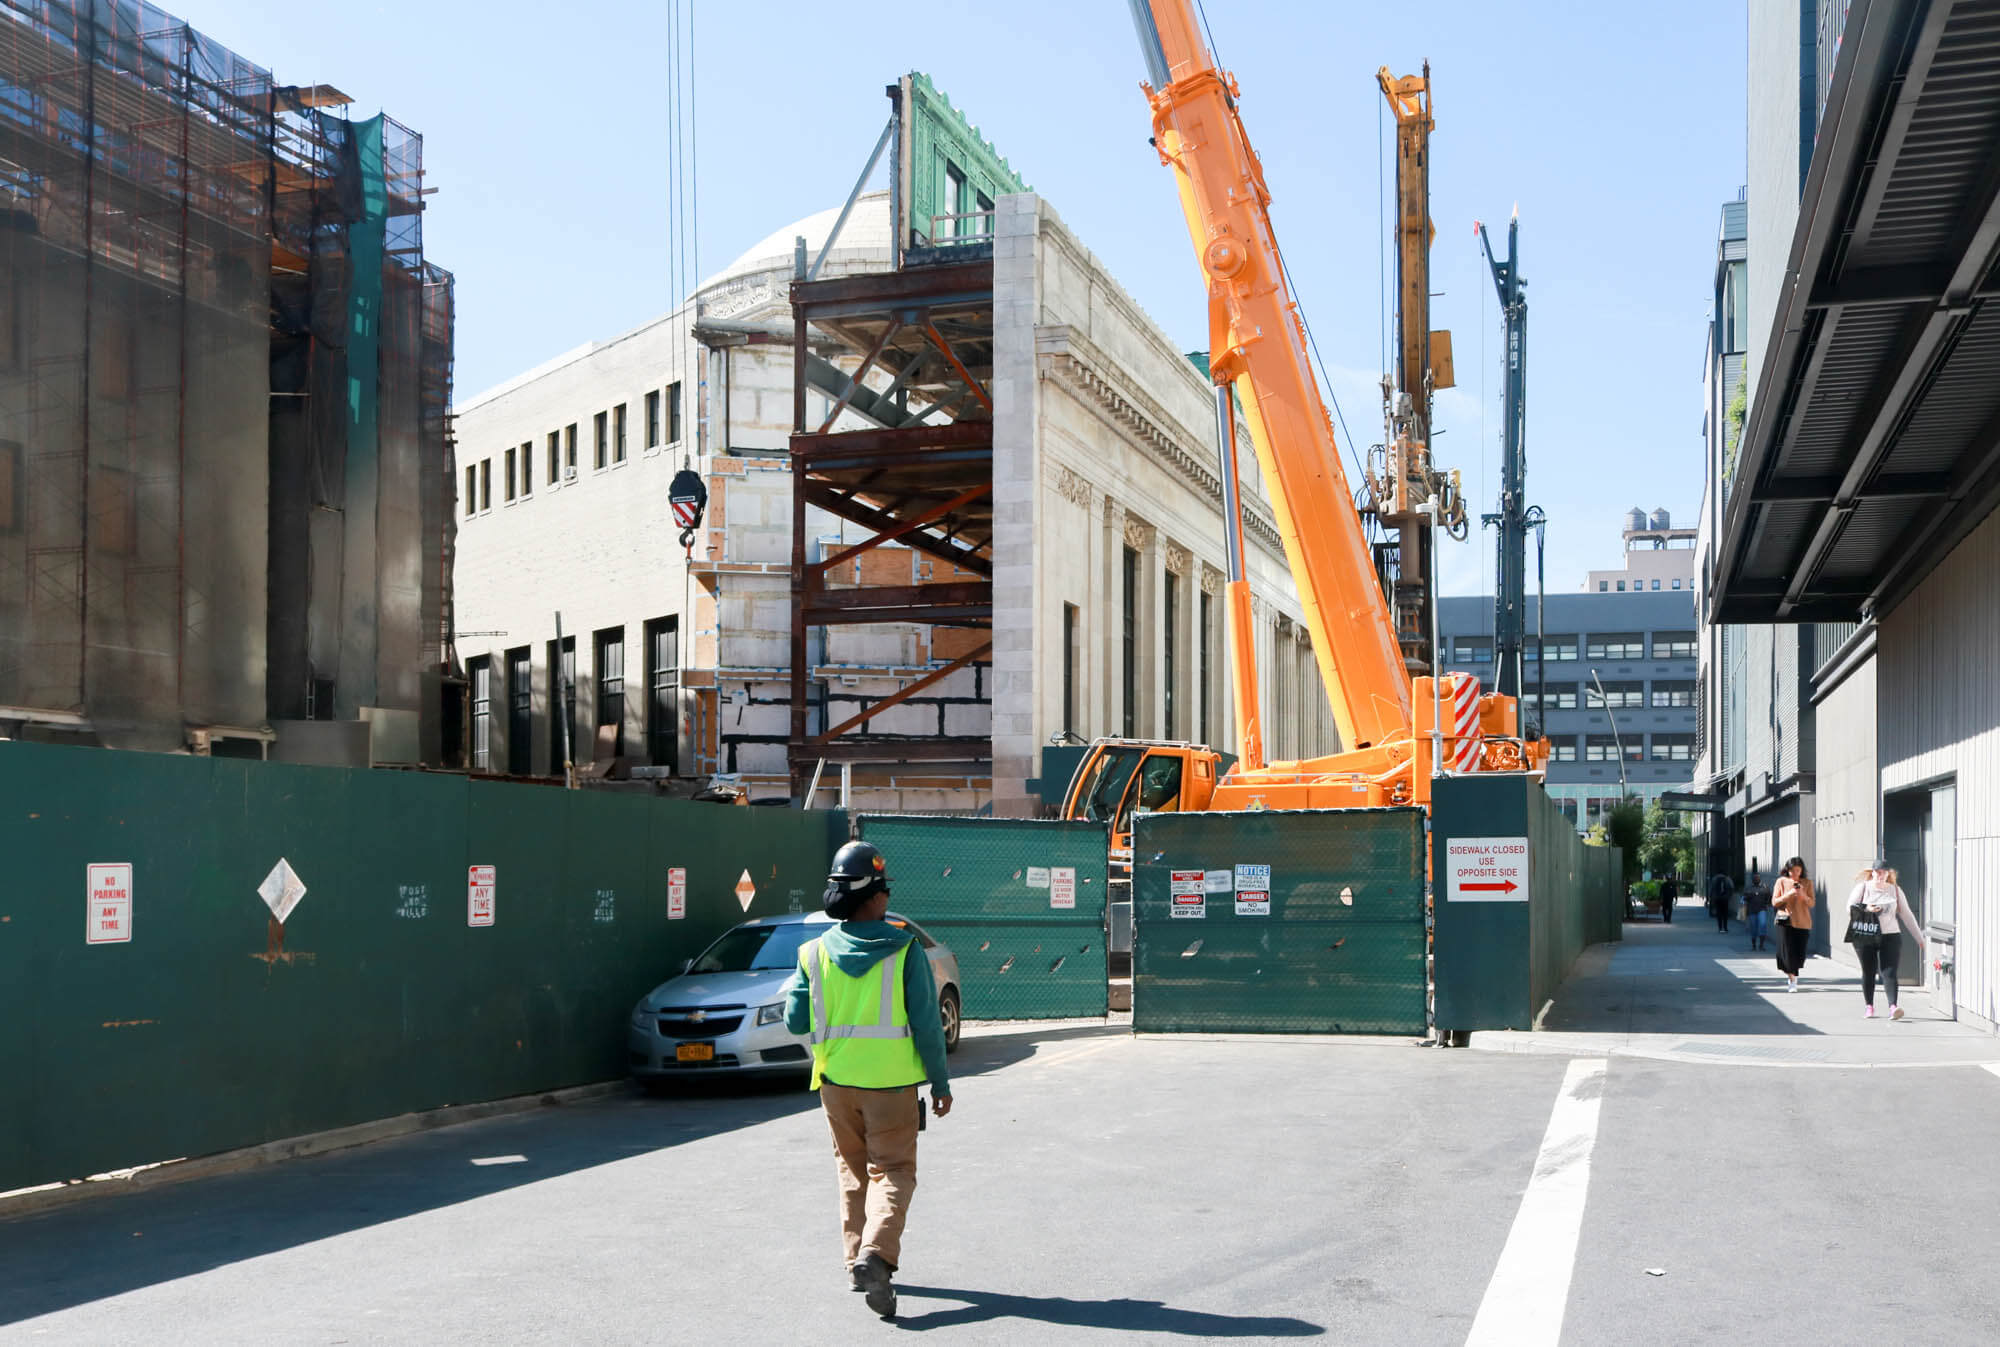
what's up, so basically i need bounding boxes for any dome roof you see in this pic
[701,191,892,293]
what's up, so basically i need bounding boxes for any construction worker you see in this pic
[784,840,953,1320]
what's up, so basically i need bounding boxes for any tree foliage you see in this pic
[1607,799,1646,889]
[1637,801,1695,881]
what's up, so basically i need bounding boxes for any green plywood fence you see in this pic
[1132,809,1428,1035]
[1432,774,1624,1032]
[0,741,847,1194]
[855,815,1109,1020]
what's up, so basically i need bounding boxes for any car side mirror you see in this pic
[681,958,693,975]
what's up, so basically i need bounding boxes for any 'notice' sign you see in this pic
[1445,837,1530,902]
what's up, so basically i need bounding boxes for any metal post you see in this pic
[1214,385,1263,771]
[887,82,904,272]
[807,114,896,283]
[1429,501,1444,781]
[555,611,573,788]
[1592,668,1629,798]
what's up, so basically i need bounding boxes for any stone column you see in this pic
[989,194,1041,816]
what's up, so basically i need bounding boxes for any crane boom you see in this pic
[1130,0,1410,752]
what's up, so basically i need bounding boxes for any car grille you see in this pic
[657,1014,744,1038]
[760,1044,809,1063]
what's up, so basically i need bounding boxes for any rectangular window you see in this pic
[946,163,968,238]
[1530,634,1579,662]
[668,380,684,443]
[479,459,491,512]
[646,389,661,448]
[1199,590,1213,745]
[595,626,625,756]
[465,464,476,516]
[1587,680,1646,710]
[1522,684,1579,712]
[1651,733,1694,762]
[646,616,680,771]
[520,442,533,497]
[594,411,608,470]
[1616,580,1627,592]
[1454,639,1493,664]
[1652,631,1698,660]
[1163,572,1178,740]
[469,656,493,773]
[1122,546,1139,737]
[548,636,577,771]
[1586,734,1636,763]
[1585,633,1646,661]
[1549,736,1578,763]
[1598,581,1609,592]
[506,647,532,775]
[1650,579,1661,591]
[565,423,578,476]
[504,447,516,501]
[1651,680,1695,708]
[975,191,994,236]
[613,403,628,463]
[547,431,560,483]
[1672,578,1682,590]
[1062,603,1078,737]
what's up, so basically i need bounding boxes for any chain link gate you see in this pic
[1132,808,1427,1034]
[857,816,1110,1020]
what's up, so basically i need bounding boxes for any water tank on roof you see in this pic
[1625,507,1647,533]
[1650,508,1671,530]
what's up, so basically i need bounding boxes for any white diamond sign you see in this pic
[734,869,756,912]
[258,858,307,924]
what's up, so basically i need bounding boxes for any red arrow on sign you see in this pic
[1461,880,1519,893]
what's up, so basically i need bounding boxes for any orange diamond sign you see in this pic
[734,869,756,912]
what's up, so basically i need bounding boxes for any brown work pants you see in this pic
[819,1081,920,1270]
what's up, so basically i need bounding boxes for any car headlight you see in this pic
[755,1002,785,1026]
[631,1005,650,1028]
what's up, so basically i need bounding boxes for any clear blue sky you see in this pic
[175,0,1744,598]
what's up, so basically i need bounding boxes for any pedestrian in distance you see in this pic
[1851,861,1925,1021]
[1659,874,1677,923]
[1741,867,1772,952]
[1709,867,1736,933]
[784,840,954,1320]
[1770,857,1814,992]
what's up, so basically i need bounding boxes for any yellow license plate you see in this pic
[675,1043,714,1062]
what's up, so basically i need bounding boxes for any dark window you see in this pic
[564,423,578,476]
[1549,736,1578,763]
[1062,603,1078,737]
[1652,632,1697,660]
[1587,680,1646,710]
[1651,733,1694,762]
[595,626,625,755]
[1530,634,1578,662]
[465,464,476,516]
[1198,590,1213,744]
[1455,639,1493,664]
[1163,572,1178,740]
[479,458,491,511]
[504,447,516,501]
[469,656,493,772]
[646,389,661,448]
[1586,632,1645,661]
[506,647,532,774]
[946,163,968,237]
[646,616,680,771]
[519,442,533,497]
[1121,546,1139,737]
[547,431,560,483]
[668,380,684,444]
[594,411,608,470]
[1523,684,1579,712]
[1598,581,1608,593]
[1587,733,1642,762]
[548,636,576,771]
[975,192,994,235]
[1651,680,1695,708]
[613,403,628,463]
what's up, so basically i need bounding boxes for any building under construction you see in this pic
[0,0,455,762]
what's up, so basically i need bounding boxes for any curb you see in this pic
[0,1079,636,1223]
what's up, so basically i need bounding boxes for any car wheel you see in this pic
[939,987,961,1054]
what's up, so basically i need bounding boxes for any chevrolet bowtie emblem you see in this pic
[688,1009,707,1023]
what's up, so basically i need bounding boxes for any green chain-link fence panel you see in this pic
[857,815,1109,1020]
[1132,808,1427,1034]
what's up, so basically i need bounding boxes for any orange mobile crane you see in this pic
[1061,3,1540,875]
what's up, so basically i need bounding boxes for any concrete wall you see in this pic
[1746,0,1812,401]
[1879,505,2000,1029]
[1812,647,1877,970]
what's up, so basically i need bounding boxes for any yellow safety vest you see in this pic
[800,938,925,1091]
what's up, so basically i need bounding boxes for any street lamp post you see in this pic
[1590,668,1630,799]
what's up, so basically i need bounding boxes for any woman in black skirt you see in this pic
[1770,856,1815,992]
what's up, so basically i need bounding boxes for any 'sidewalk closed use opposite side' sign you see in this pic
[1445,837,1530,901]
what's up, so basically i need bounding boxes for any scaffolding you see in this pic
[0,0,454,758]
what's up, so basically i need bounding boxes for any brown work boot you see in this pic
[851,1251,896,1318]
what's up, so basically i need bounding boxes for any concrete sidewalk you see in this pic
[1472,894,2000,1068]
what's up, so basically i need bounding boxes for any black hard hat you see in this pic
[823,840,889,917]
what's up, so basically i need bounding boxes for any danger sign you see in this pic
[1445,837,1530,902]
[468,864,496,926]
[87,863,133,944]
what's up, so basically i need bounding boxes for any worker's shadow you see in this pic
[890,1285,1323,1336]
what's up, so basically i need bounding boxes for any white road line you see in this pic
[1465,1057,1609,1347]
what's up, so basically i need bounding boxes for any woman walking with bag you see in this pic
[1771,857,1815,992]
[1852,861,1925,1020]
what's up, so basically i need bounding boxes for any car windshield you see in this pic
[690,922,817,974]
[1073,747,1145,823]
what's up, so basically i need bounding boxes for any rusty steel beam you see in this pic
[791,259,992,311]
[791,420,991,460]
[921,319,993,413]
[814,484,991,576]
[815,317,902,433]
[803,604,993,627]
[813,642,993,743]
[801,484,992,577]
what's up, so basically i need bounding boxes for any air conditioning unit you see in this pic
[563,465,578,482]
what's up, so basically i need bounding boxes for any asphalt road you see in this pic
[5,905,1998,1346]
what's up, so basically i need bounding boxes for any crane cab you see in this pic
[1059,738,1222,879]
